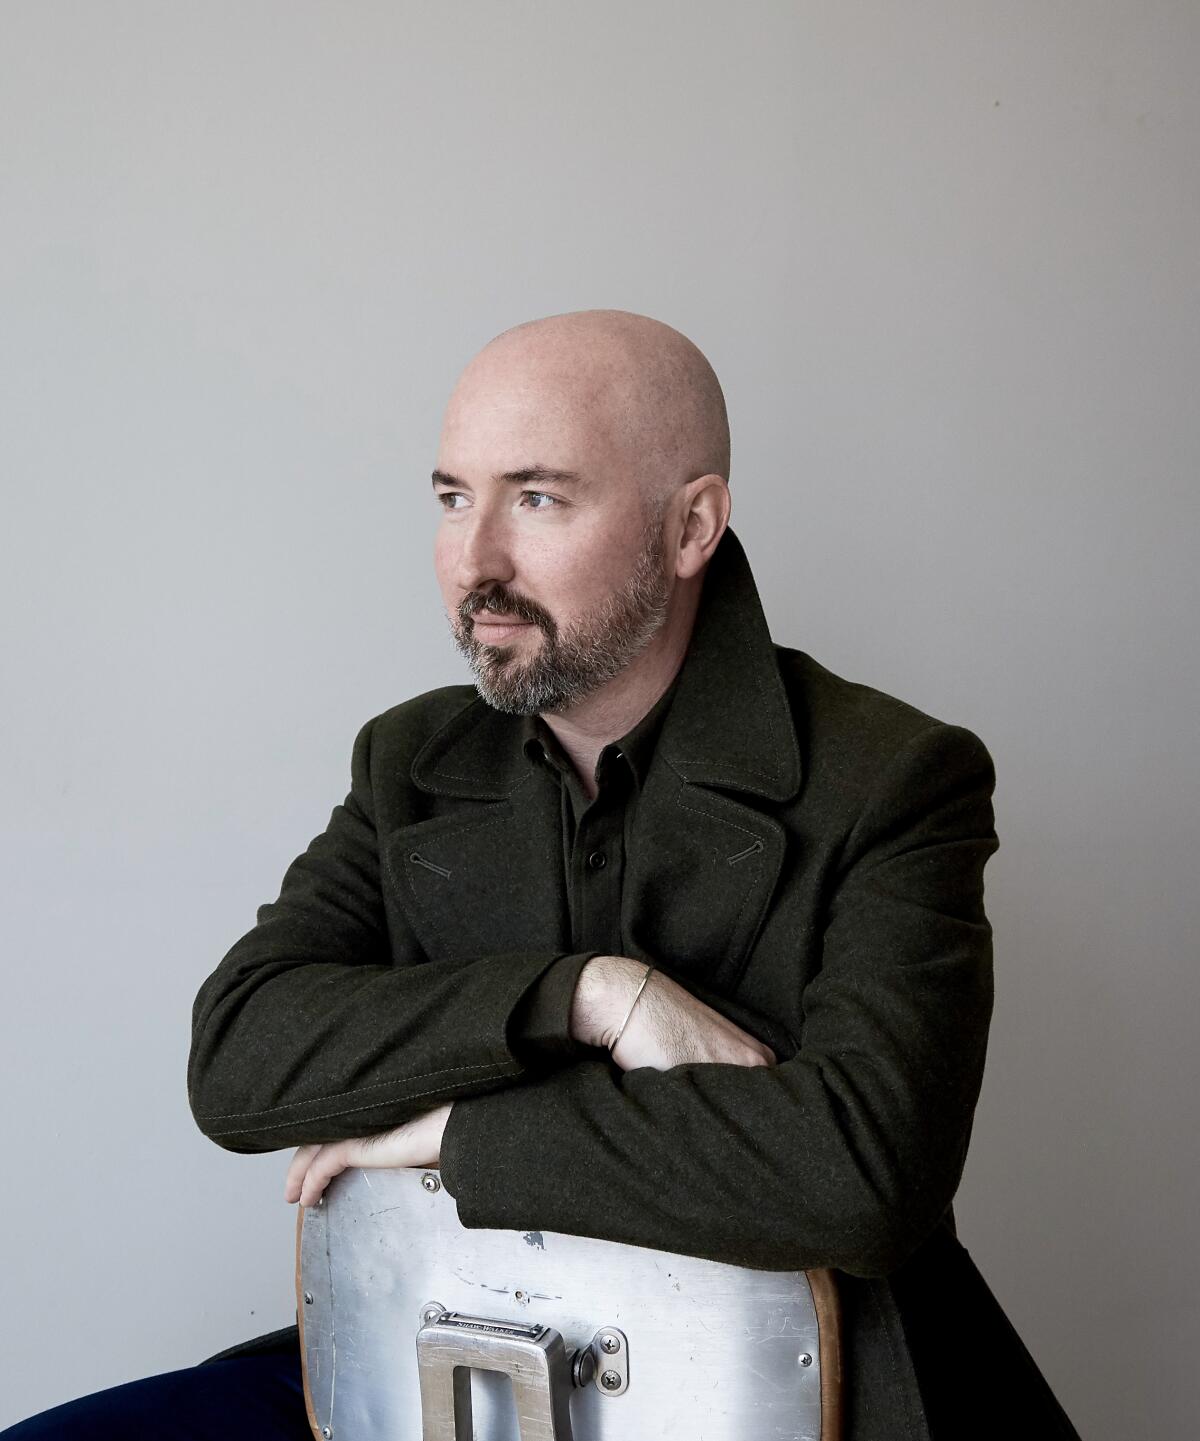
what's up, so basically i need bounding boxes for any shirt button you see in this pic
[587,850,607,870]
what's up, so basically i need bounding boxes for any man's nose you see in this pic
[451,508,515,595]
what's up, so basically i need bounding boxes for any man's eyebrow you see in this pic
[431,465,587,490]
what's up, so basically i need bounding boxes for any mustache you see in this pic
[459,587,555,634]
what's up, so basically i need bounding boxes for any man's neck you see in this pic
[537,605,696,801]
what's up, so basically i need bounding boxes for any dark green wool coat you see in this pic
[189,526,1080,1440]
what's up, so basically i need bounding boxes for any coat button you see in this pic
[587,850,607,870]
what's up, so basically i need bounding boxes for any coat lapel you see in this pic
[382,705,571,965]
[620,760,788,990]
[622,526,801,991]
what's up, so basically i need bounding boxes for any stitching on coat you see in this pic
[202,1064,515,1135]
[726,839,764,865]
[675,794,767,844]
[389,808,519,952]
[198,1059,507,1121]
[674,794,777,947]
[424,763,537,797]
[409,852,451,878]
[408,695,492,792]
[673,759,784,784]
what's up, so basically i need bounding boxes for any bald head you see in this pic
[445,308,730,517]
[433,309,733,723]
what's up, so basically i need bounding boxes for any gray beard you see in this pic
[448,523,671,715]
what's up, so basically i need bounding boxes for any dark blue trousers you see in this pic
[0,1335,308,1439]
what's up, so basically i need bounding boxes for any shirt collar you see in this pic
[519,670,682,791]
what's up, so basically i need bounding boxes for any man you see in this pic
[2,310,1080,1439]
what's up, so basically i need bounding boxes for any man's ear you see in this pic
[675,475,731,581]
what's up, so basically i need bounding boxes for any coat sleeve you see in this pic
[186,712,602,1153]
[437,721,999,1280]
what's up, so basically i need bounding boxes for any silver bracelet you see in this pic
[611,964,656,1051]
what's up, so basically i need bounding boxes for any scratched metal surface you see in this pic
[300,1166,823,1440]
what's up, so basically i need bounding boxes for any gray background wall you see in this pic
[2,2,1195,1434]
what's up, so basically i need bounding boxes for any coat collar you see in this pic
[410,524,802,804]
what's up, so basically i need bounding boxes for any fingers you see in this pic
[736,1037,777,1067]
[283,1114,446,1209]
[288,1141,363,1210]
[283,1144,321,1203]
[294,1141,359,1208]
[713,1008,777,1067]
[285,1140,361,1208]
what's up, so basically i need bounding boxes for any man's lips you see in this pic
[471,615,537,641]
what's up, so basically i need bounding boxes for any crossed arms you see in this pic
[188,712,997,1278]
[281,954,779,1207]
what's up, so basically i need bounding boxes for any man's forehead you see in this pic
[436,336,666,495]
[444,342,628,441]
[437,383,621,483]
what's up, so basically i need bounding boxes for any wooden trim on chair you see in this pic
[807,1267,844,1441]
[295,1206,323,1441]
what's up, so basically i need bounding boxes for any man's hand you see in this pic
[571,955,777,1072]
[283,1101,453,1208]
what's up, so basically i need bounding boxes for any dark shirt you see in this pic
[506,671,682,1063]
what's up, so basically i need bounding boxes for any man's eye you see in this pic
[436,492,466,509]
[521,491,559,510]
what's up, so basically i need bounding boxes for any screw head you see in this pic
[798,1352,813,1367]
[599,1333,621,1353]
[322,1428,332,1438]
[421,1173,441,1192]
[303,1291,314,1305]
[600,1369,622,1390]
